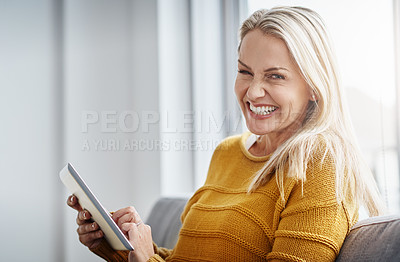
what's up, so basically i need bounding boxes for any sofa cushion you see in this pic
[146,197,187,249]
[336,215,400,261]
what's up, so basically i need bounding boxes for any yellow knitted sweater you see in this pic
[91,132,358,261]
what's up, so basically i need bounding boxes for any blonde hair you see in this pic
[240,6,385,216]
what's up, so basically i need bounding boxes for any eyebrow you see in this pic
[238,59,289,72]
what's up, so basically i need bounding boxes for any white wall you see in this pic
[0,0,63,261]
[1,0,160,261]
[63,0,160,261]
[0,0,246,260]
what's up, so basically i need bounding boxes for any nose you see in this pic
[247,79,266,100]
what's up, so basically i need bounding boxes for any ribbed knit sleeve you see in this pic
[267,148,357,261]
[90,240,173,262]
[89,239,129,261]
[148,254,166,262]
[148,242,173,261]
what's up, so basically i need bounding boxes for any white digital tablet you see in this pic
[60,163,134,251]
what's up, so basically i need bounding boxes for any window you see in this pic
[247,0,399,215]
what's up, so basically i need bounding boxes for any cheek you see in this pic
[234,79,247,102]
[287,92,312,116]
[278,84,311,109]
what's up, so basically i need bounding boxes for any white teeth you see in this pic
[249,103,277,115]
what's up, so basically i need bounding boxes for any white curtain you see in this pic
[158,0,245,194]
[0,0,245,261]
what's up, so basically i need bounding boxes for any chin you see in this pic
[248,129,268,136]
[245,122,270,136]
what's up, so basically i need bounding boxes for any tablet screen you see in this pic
[60,163,134,251]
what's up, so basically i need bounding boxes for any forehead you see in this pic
[239,29,294,68]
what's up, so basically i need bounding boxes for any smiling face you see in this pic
[235,29,313,143]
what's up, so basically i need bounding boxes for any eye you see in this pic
[238,70,253,76]
[269,74,285,80]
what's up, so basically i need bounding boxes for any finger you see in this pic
[113,206,141,224]
[77,222,99,235]
[144,224,152,234]
[67,195,83,211]
[121,222,139,241]
[137,223,151,236]
[76,210,92,225]
[116,212,136,229]
[121,222,149,239]
[112,206,139,222]
[128,251,135,262]
[78,229,104,245]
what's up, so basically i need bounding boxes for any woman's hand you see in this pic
[113,207,155,262]
[67,195,104,249]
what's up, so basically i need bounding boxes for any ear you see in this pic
[309,92,318,102]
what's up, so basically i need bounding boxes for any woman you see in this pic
[68,6,385,261]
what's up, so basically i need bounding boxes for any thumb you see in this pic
[128,250,135,262]
[121,223,139,244]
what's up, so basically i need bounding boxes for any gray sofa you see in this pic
[146,197,400,261]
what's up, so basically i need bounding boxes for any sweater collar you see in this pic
[240,132,271,162]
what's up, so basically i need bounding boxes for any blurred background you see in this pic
[1,0,399,261]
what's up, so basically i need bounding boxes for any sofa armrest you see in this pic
[336,215,400,261]
[146,197,188,249]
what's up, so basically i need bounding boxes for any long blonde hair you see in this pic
[240,6,385,216]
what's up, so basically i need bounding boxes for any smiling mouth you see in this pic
[248,102,278,115]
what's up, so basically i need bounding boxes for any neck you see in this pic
[250,132,294,157]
